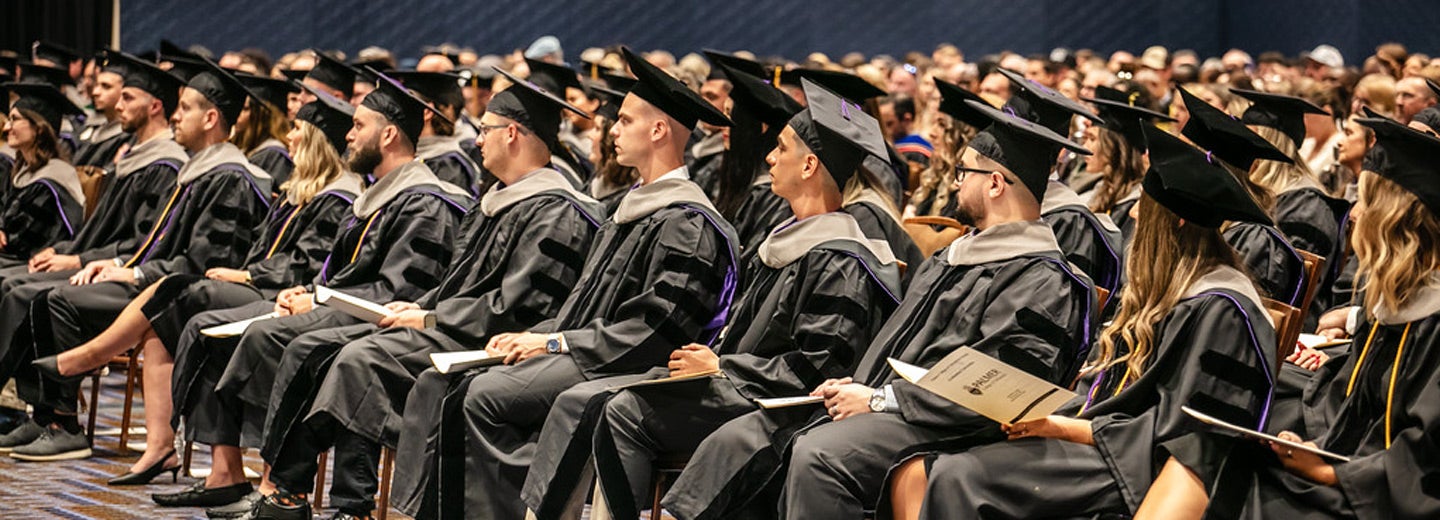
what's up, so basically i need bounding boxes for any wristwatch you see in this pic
[545,334,563,355]
[869,388,888,413]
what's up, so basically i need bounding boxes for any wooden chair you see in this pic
[1095,287,1111,313]
[75,165,109,220]
[1262,298,1302,362]
[648,453,692,520]
[1295,250,1326,317]
[901,216,968,257]
[84,344,145,453]
[314,446,397,519]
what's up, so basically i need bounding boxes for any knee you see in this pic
[600,392,643,433]
[460,376,503,421]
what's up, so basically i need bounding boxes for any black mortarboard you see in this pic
[620,46,730,129]
[164,55,207,83]
[280,69,309,83]
[996,67,1102,137]
[32,41,79,66]
[4,83,84,131]
[459,67,496,89]
[590,84,626,121]
[1086,85,1174,150]
[350,59,391,84]
[1178,87,1293,170]
[600,71,637,92]
[786,79,889,187]
[235,72,298,112]
[17,62,73,87]
[295,85,355,154]
[307,50,357,98]
[715,60,801,128]
[158,40,201,61]
[387,71,464,109]
[1356,114,1440,215]
[1231,88,1327,146]
[488,66,590,151]
[782,68,887,103]
[524,58,582,96]
[964,99,1090,202]
[933,77,994,129]
[703,50,766,80]
[1140,125,1271,227]
[579,60,626,81]
[101,50,184,116]
[187,56,264,126]
[360,69,448,147]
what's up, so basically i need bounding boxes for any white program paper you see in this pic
[315,286,395,324]
[888,347,1076,424]
[200,312,279,338]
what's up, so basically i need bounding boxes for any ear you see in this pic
[379,123,399,149]
[800,154,819,180]
[988,172,1006,197]
[202,107,220,132]
[651,117,668,144]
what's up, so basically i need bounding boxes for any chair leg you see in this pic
[86,374,100,444]
[376,447,395,520]
[314,451,328,510]
[181,439,194,476]
[650,473,665,520]
[118,347,142,453]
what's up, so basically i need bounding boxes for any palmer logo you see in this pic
[964,368,1002,396]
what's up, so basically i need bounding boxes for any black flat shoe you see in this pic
[31,355,89,384]
[153,481,254,508]
[108,449,181,485]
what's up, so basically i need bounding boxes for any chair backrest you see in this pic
[1262,297,1301,362]
[901,216,968,257]
[1096,286,1112,312]
[1295,250,1326,316]
[76,165,109,220]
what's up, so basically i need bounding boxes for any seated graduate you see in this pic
[888,125,1279,520]
[241,68,605,520]
[522,58,599,187]
[388,46,738,520]
[702,51,803,263]
[0,57,276,461]
[520,78,905,520]
[1075,86,1150,243]
[148,71,472,510]
[389,70,485,197]
[0,84,86,263]
[233,73,298,187]
[69,54,129,172]
[1177,87,1308,307]
[23,89,360,479]
[1149,115,1440,520]
[583,84,639,216]
[660,98,1097,520]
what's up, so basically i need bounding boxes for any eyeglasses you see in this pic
[954,166,1016,185]
[478,123,512,134]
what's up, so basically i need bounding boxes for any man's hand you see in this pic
[274,286,312,316]
[1271,431,1338,486]
[27,248,55,272]
[379,309,429,329]
[668,344,719,376]
[91,266,137,284]
[485,332,550,364]
[206,268,250,283]
[810,377,852,398]
[821,383,875,421]
[1004,415,1094,445]
[69,260,114,285]
[384,301,421,313]
[1316,307,1354,341]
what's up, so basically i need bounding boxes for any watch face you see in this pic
[546,338,561,354]
[869,393,886,412]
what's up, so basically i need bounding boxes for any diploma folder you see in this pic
[200,312,279,338]
[314,286,395,324]
[429,351,503,374]
[1182,406,1352,462]
[887,346,1076,424]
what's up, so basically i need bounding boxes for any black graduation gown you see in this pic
[1042,182,1124,294]
[689,153,724,202]
[1274,185,1342,258]
[1224,221,1306,305]
[521,214,904,520]
[919,273,1277,519]
[249,140,295,190]
[70,123,128,168]
[1203,290,1440,520]
[731,176,792,265]
[0,169,85,260]
[1109,197,1140,247]
[395,176,739,520]
[50,141,182,264]
[844,196,924,283]
[663,220,1097,520]
[419,136,483,196]
[253,171,603,511]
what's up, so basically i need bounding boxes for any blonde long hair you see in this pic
[1353,171,1440,316]
[1249,126,1320,197]
[1095,195,1249,377]
[283,120,345,205]
[1087,127,1148,214]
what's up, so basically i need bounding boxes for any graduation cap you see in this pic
[1086,86,1174,150]
[995,67,1101,137]
[1231,88,1327,146]
[963,99,1091,202]
[1355,114,1440,215]
[295,85,355,154]
[32,41,80,66]
[781,68,886,103]
[360,68,450,147]
[578,60,624,81]
[158,40,202,61]
[715,60,801,128]
[100,50,184,116]
[786,79,889,187]
[1140,125,1271,228]
[279,69,309,83]
[387,71,465,109]
[187,56,266,126]
[524,58,583,96]
[1177,87,1292,171]
[488,66,590,151]
[933,77,994,129]
[702,49,766,80]
[589,84,626,121]
[459,67,497,89]
[307,50,357,99]
[619,46,730,129]
[600,71,636,92]
[17,62,73,87]
[164,55,208,84]
[4,83,84,131]
[350,58,392,84]
[235,73,298,112]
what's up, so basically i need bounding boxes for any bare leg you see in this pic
[1134,457,1207,520]
[207,444,250,488]
[131,332,179,473]
[258,464,277,495]
[889,457,928,520]
[55,281,162,376]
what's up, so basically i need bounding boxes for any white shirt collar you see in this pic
[651,165,690,184]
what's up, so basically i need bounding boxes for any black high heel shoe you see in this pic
[31,355,90,385]
[108,450,181,486]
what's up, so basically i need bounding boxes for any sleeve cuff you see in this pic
[1345,306,1361,335]
[882,384,900,413]
[423,311,437,329]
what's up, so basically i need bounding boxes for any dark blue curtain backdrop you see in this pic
[119,0,1439,66]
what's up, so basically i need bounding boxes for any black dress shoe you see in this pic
[31,355,88,384]
[153,481,254,507]
[108,449,181,485]
[246,493,310,520]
